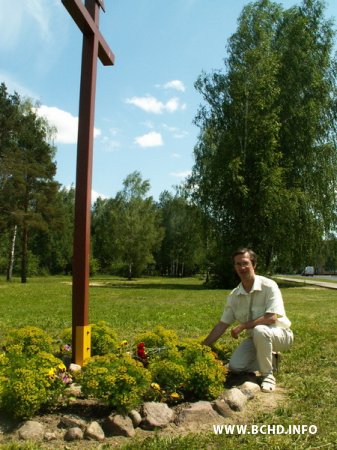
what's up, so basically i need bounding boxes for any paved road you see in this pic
[275,276,337,290]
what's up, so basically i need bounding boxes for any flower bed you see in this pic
[0,323,230,421]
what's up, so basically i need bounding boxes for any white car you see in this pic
[302,266,315,276]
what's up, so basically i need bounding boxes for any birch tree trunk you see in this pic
[6,225,17,281]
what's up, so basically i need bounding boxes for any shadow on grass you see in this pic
[224,371,261,389]
[90,282,209,291]
[275,281,307,289]
[90,279,304,291]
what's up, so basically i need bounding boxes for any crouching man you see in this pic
[203,247,293,392]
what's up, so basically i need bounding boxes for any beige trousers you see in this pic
[228,325,294,376]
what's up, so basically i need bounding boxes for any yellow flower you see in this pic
[48,368,56,379]
[150,382,161,391]
[58,362,66,372]
[120,340,128,346]
[170,392,180,399]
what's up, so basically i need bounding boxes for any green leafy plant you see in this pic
[4,326,53,356]
[80,353,151,413]
[0,351,70,420]
[150,359,187,389]
[146,359,188,404]
[60,321,120,357]
[135,325,178,350]
[180,341,227,400]
[91,321,120,355]
[143,337,227,403]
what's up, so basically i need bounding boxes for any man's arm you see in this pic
[202,321,229,346]
[231,313,277,339]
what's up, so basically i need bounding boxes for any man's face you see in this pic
[233,252,256,281]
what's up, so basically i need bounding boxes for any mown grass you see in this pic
[0,275,336,449]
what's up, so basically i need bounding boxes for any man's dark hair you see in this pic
[232,247,257,267]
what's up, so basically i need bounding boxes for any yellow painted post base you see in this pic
[74,325,91,366]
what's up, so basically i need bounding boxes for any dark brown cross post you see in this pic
[62,0,115,365]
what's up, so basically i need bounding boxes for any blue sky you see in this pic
[1,0,336,201]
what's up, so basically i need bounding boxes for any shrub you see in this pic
[0,352,9,399]
[149,359,188,393]
[91,321,120,355]
[180,341,227,401]
[2,368,48,420]
[211,340,235,362]
[80,354,151,413]
[4,326,53,356]
[186,359,226,400]
[144,337,227,403]
[0,324,228,419]
[0,351,70,420]
[135,325,178,350]
[59,321,120,357]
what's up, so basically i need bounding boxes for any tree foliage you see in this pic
[0,83,61,282]
[156,190,205,276]
[189,0,337,285]
[92,172,164,279]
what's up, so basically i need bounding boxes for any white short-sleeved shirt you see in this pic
[220,275,291,329]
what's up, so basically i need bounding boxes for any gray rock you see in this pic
[18,421,44,441]
[64,427,83,441]
[84,421,105,441]
[65,383,82,398]
[44,432,58,441]
[239,381,261,399]
[141,402,175,430]
[103,414,135,437]
[175,401,221,427]
[220,387,248,411]
[59,415,87,430]
[129,409,142,427]
[69,363,82,372]
[212,399,234,418]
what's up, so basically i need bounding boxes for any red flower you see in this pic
[137,342,147,359]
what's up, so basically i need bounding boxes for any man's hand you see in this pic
[203,321,229,346]
[230,313,277,339]
[231,324,245,339]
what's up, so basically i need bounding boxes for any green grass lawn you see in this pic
[0,275,336,449]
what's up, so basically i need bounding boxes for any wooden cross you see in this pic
[62,0,115,365]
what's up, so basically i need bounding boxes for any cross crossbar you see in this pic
[62,0,115,66]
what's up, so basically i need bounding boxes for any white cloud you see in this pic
[108,127,120,136]
[0,1,25,51]
[171,153,182,159]
[163,80,186,92]
[101,136,120,152]
[26,0,53,43]
[134,132,164,148]
[100,128,121,152]
[92,189,107,203]
[173,130,188,139]
[165,98,180,113]
[170,170,192,178]
[64,185,107,204]
[126,96,163,114]
[163,124,189,139]
[0,0,58,50]
[125,95,185,114]
[0,1,66,75]
[0,71,39,99]
[142,120,155,129]
[36,105,101,144]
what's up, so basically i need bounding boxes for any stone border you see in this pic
[8,380,264,444]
